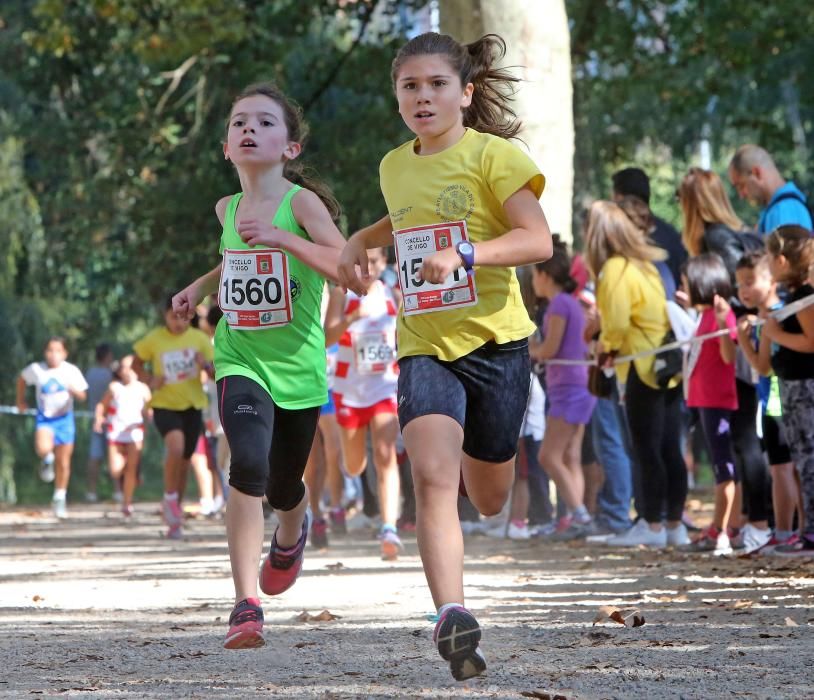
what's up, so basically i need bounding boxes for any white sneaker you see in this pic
[507,522,531,540]
[459,520,484,536]
[666,522,691,546]
[742,523,772,554]
[52,495,67,519]
[605,519,666,548]
[483,521,508,538]
[84,492,98,503]
[39,454,55,483]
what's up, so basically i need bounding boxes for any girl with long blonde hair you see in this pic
[585,201,689,549]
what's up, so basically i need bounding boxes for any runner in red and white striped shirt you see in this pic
[325,247,403,559]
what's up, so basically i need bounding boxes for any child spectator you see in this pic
[684,254,739,555]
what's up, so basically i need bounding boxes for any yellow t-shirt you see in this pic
[596,256,677,390]
[379,128,545,361]
[133,326,213,410]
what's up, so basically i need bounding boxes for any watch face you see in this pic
[459,242,474,254]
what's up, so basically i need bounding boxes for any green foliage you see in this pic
[568,0,814,240]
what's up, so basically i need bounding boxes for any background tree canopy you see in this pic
[0,1,812,499]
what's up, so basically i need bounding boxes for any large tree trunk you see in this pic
[440,0,574,241]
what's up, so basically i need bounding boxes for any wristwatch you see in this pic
[455,240,475,275]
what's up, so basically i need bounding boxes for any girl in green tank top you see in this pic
[171,83,346,650]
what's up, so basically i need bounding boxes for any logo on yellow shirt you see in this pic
[436,184,475,221]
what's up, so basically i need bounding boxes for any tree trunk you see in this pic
[440,0,574,241]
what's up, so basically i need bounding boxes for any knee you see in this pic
[228,442,268,497]
[471,491,508,517]
[412,458,458,497]
[267,479,305,512]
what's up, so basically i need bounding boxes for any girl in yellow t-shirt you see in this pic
[338,31,553,681]
[133,295,214,540]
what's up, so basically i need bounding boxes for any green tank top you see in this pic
[214,186,327,409]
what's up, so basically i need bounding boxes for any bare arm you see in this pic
[337,215,395,295]
[94,388,112,432]
[237,189,346,283]
[419,186,553,285]
[16,375,27,412]
[324,286,362,346]
[764,306,814,353]
[714,295,736,364]
[529,314,566,362]
[737,316,763,374]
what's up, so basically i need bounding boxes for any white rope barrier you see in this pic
[539,292,814,370]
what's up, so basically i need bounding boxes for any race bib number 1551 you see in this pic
[219,249,292,330]
[393,221,478,316]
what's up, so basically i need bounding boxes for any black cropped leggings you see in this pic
[218,375,320,511]
[624,365,687,524]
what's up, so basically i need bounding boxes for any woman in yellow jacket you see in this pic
[585,201,688,548]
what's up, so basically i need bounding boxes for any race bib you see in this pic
[393,221,477,316]
[161,348,197,384]
[219,249,292,329]
[352,330,395,375]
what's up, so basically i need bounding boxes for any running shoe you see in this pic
[605,519,667,548]
[39,454,55,483]
[727,527,745,550]
[686,526,732,555]
[166,524,183,540]
[329,507,347,535]
[223,597,265,650]
[122,504,134,518]
[741,524,772,554]
[259,512,310,596]
[162,496,183,527]
[772,535,814,557]
[84,492,98,503]
[52,494,67,519]
[433,605,486,681]
[507,520,531,540]
[311,518,329,549]
[380,527,404,561]
[665,522,691,547]
[752,532,798,555]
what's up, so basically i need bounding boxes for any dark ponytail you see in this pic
[391,32,521,139]
[534,246,577,293]
[227,83,342,222]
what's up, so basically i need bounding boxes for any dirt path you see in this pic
[1,503,813,699]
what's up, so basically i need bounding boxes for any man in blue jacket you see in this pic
[728,145,812,234]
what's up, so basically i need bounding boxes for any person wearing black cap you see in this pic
[612,167,688,288]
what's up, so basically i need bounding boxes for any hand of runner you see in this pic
[338,238,370,296]
[237,219,287,248]
[419,246,462,284]
[173,283,201,320]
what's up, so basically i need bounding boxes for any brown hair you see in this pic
[736,250,771,273]
[534,246,577,294]
[391,32,521,139]
[227,83,341,221]
[677,168,743,256]
[767,225,814,288]
[584,201,665,279]
[616,195,656,237]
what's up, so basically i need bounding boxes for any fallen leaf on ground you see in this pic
[733,600,753,609]
[325,562,344,570]
[593,605,645,627]
[32,595,43,602]
[295,609,341,622]
[784,617,799,627]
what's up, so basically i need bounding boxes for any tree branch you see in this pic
[302,0,382,112]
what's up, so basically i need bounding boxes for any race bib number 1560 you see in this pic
[219,249,292,330]
[393,220,478,316]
